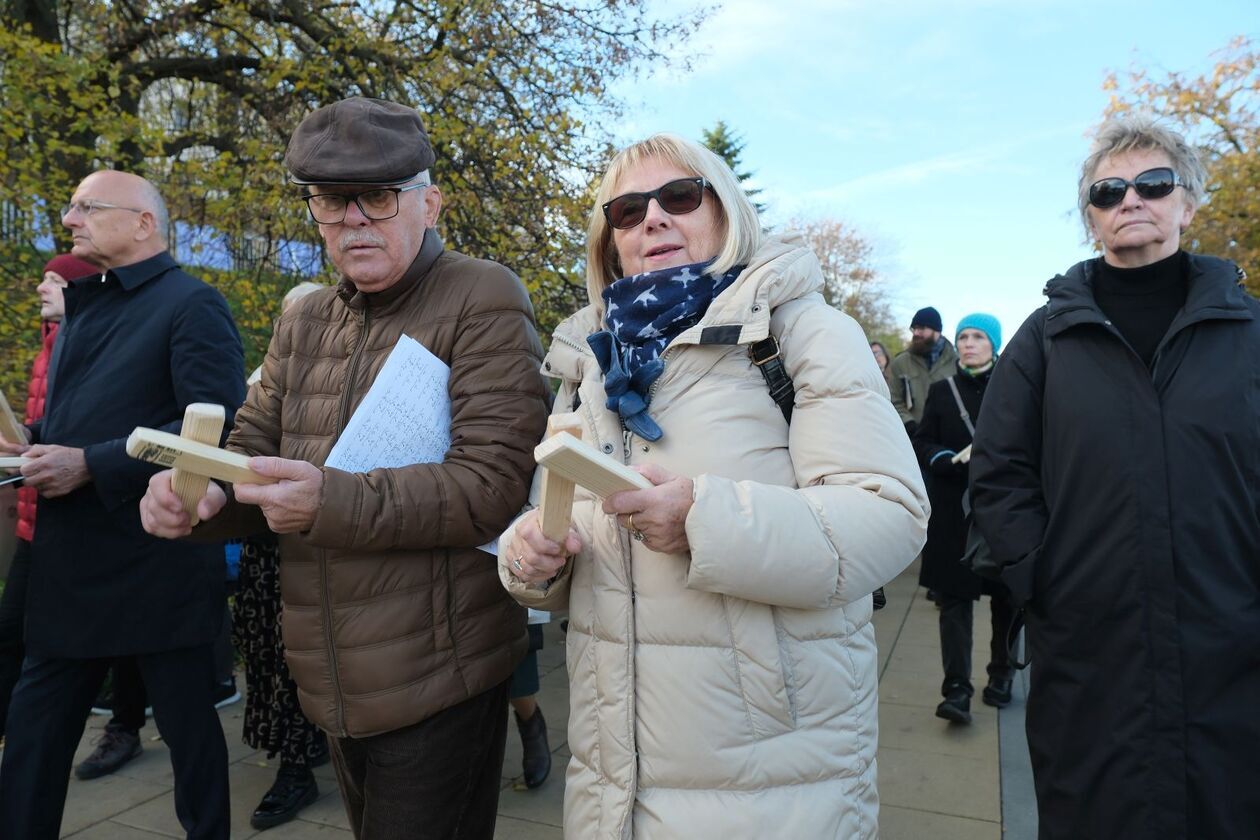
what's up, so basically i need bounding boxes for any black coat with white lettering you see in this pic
[970,253,1260,839]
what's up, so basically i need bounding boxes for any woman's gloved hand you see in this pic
[929,451,963,477]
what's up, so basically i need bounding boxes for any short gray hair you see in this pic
[138,179,170,244]
[585,133,762,306]
[1078,116,1206,235]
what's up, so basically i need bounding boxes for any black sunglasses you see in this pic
[1088,166,1182,209]
[603,177,710,230]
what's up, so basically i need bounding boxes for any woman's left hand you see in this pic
[603,464,694,555]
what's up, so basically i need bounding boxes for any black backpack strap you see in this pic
[749,336,794,423]
[749,332,886,611]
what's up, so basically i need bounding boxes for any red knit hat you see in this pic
[43,253,99,282]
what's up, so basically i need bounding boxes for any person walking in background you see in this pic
[236,279,329,831]
[971,117,1260,838]
[0,253,97,739]
[499,133,927,837]
[140,96,550,840]
[888,306,958,432]
[508,608,552,790]
[912,314,1013,725]
[0,171,243,840]
[869,340,892,387]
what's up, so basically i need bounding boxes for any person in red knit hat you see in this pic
[0,252,98,738]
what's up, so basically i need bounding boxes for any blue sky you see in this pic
[611,0,1255,346]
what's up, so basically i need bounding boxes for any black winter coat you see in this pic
[912,370,1000,600]
[27,252,244,658]
[970,253,1260,839]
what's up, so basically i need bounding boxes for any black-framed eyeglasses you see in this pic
[1087,167,1182,209]
[602,177,710,230]
[302,183,428,225]
[61,200,144,219]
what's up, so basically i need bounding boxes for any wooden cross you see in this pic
[533,425,652,504]
[536,413,584,541]
[127,404,274,521]
[169,404,227,526]
[0,391,24,446]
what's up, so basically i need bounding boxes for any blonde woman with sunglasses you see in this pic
[497,134,928,838]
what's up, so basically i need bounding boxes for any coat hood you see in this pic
[1043,253,1252,339]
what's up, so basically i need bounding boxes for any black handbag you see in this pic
[959,490,1001,581]
[944,378,1001,582]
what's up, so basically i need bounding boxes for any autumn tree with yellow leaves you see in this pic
[1104,37,1259,293]
[0,0,701,405]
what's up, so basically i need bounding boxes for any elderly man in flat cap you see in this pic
[141,97,550,839]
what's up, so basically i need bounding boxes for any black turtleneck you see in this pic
[1093,251,1188,367]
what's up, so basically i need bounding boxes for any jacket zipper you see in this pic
[614,416,638,837]
[646,345,679,404]
[326,304,370,737]
[550,331,588,354]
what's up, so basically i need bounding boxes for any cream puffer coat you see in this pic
[500,235,928,838]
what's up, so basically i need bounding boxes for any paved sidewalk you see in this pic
[52,561,1032,838]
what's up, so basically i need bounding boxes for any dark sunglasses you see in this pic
[1087,166,1182,209]
[602,177,710,230]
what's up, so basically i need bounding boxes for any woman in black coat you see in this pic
[913,313,1012,725]
[971,117,1260,839]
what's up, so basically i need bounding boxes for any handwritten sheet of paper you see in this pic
[325,335,451,473]
[324,334,497,557]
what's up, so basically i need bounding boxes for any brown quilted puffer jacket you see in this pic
[212,229,549,737]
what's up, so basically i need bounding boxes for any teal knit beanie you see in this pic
[956,312,1002,355]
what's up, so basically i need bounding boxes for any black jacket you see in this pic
[970,253,1260,839]
[27,252,244,658]
[913,370,1000,600]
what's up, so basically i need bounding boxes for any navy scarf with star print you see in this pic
[587,259,744,441]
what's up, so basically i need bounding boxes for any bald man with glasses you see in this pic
[0,170,244,839]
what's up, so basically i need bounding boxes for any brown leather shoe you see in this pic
[75,724,142,780]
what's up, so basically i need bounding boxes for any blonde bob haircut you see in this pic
[585,133,762,310]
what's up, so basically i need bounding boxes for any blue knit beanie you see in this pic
[956,313,1002,355]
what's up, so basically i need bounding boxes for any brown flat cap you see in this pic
[284,97,436,186]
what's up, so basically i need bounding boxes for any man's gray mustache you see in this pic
[339,233,387,252]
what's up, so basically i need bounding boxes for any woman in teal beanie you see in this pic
[911,313,1014,724]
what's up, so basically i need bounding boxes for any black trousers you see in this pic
[0,645,230,840]
[938,589,1015,696]
[331,679,510,840]
[107,603,234,733]
[0,539,31,739]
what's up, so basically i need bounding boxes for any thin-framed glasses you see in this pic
[1087,167,1182,209]
[62,200,145,218]
[602,177,710,230]
[302,183,428,225]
